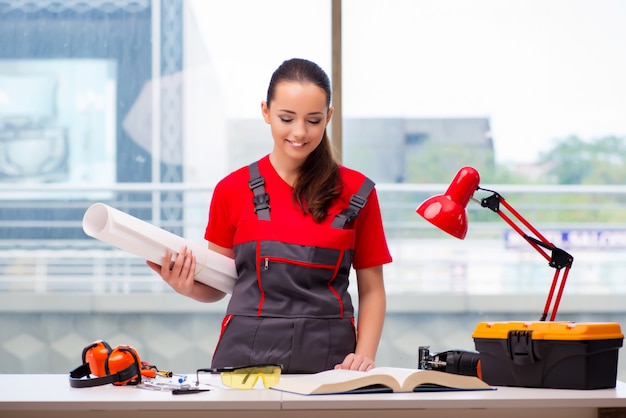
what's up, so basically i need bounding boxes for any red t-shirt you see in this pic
[205,155,392,270]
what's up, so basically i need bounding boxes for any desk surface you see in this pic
[2,374,626,418]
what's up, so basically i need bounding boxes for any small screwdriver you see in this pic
[172,388,211,395]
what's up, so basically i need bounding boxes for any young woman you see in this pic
[148,58,392,373]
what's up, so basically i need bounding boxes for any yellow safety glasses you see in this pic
[195,363,283,389]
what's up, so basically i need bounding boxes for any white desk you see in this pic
[1,374,626,418]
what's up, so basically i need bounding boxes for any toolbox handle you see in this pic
[507,330,538,366]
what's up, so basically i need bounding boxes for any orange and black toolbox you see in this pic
[472,321,623,389]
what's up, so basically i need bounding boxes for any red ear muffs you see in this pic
[106,345,141,386]
[69,340,143,388]
[82,340,112,377]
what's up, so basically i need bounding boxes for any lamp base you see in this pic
[472,321,624,389]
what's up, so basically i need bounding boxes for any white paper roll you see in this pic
[82,203,237,294]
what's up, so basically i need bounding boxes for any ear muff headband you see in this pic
[69,341,142,388]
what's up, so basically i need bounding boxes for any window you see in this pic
[0,0,624,378]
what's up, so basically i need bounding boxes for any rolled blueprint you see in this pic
[82,203,237,294]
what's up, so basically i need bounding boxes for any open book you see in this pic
[271,367,493,395]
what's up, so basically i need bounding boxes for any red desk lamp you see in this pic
[416,166,574,321]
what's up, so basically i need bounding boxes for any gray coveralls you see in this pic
[210,162,374,373]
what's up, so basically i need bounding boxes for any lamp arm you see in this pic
[477,192,552,263]
[525,236,574,270]
[476,190,574,269]
[476,189,574,321]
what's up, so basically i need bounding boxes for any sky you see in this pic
[189,0,626,164]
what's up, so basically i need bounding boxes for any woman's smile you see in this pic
[286,139,307,148]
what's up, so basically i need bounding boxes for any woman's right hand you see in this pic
[147,245,196,297]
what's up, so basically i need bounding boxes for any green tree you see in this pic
[405,137,527,184]
[538,136,626,185]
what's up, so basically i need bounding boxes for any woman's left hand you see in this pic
[334,353,375,371]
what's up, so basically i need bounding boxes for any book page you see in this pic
[272,369,402,395]
[400,369,491,391]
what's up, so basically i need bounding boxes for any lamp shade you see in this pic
[416,166,480,239]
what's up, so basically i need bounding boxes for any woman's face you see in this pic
[261,81,333,164]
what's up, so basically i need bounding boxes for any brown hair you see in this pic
[266,58,341,222]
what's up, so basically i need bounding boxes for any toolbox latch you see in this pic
[506,330,537,366]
